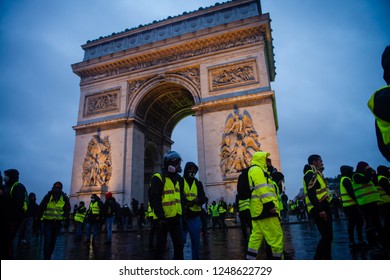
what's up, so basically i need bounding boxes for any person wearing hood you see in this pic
[246,151,284,260]
[1,169,28,259]
[339,165,365,248]
[149,151,184,259]
[352,161,381,248]
[85,193,103,245]
[38,181,71,260]
[303,155,333,259]
[181,162,207,260]
[368,45,390,162]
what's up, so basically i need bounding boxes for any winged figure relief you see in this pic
[220,107,261,175]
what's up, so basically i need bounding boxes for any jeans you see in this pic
[86,221,99,242]
[105,216,115,242]
[42,220,62,260]
[183,216,201,260]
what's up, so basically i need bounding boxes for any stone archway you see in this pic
[69,0,280,206]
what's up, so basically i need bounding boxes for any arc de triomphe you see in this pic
[69,0,280,206]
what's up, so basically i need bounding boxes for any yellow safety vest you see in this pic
[10,182,28,212]
[368,85,390,147]
[352,173,380,206]
[153,173,182,218]
[339,176,357,207]
[74,206,86,223]
[238,199,250,212]
[303,169,331,213]
[377,175,390,205]
[42,195,65,221]
[147,202,157,219]
[88,201,101,215]
[210,205,219,217]
[248,166,278,218]
[183,179,201,212]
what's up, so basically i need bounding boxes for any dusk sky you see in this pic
[1,0,389,202]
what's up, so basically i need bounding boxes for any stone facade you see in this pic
[70,0,279,206]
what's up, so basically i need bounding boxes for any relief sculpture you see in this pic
[220,107,261,175]
[82,135,112,187]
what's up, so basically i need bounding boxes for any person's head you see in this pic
[377,165,389,177]
[163,151,182,174]
[52,181,63,194]
[184,162,198,179]
[382,45,390,84]
[212,200,216,205]
[105,192,112,200]
[251,151,271,169]
[79,201,85,207]
[340,165,354,178]
[91,193,98,202]
[3,169,19,185]
[307,154,324,171]
[28,192,36,202]
[356,161,370,173]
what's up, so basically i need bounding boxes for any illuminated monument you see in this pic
[70,0,280,206]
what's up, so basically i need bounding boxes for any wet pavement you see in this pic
[14,215,390,260]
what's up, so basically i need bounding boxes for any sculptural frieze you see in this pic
[170,68,200,89]
[84,90,119,116]
[82,135,112,188]
[80,29,264,84]
[209,60,257,91]
[220,107,261,175]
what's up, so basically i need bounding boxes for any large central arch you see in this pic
[69,0,280,206]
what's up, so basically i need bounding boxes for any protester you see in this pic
[38,181,71,260]
[149,151,184,259]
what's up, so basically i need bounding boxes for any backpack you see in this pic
[236,166,254,200]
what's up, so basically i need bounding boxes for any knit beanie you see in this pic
[105,192,113,199]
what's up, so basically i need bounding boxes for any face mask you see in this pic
[188,172,195,178]
[167,165,176,173]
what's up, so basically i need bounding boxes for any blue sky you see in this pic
[0,0,389,201]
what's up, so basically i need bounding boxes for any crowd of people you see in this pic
[1,45,389,260]
[0,151,389,260]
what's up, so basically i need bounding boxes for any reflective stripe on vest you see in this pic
[377,175,390,205]
[42,195,65,220]
[153,173,182,218]
[238,199,250,211]
[147,202,157,219]
[89,201,100,215]
[352,173,380,206]
[74,206,86,222]
[339,176,357,207]
[218,203,226,213]
[303,169,330,213]
[248,166,278,218]
[368,85,390,146]
[211,205,219,217]
[183,179,201,212]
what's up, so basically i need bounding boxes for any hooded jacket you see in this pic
[248,151,278,220]
[368,45,390,161]
[3,169,27,223]
[339,165,357,207]
[182,162,207,219]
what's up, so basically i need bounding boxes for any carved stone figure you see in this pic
[220,107,261,175]
[82,135,112,187]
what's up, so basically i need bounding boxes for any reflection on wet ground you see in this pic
[14,216,389,260]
